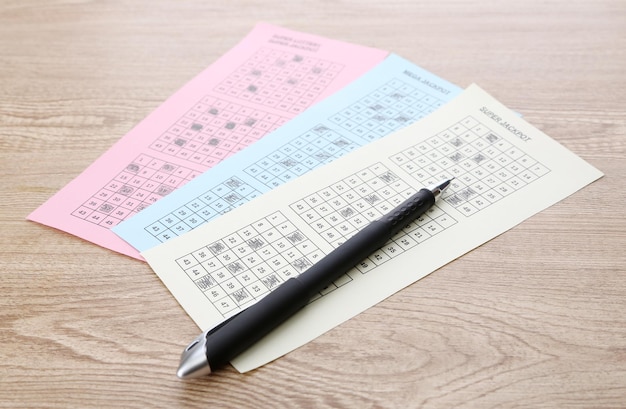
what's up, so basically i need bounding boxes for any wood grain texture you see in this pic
[1,1,625,408]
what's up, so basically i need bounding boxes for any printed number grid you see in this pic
[72,155,200,228]
[243,124,360,188]
[177,163,457,318]
[390,116,551,216]
[215,47,344,114]
[328,78,446,142]
[144,177,262,243]
[244,77,448,189]
[290,163,457,274]
[149,95,289,167]
[176,211,326,317]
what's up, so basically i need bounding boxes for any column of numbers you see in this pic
[244,124,359,188]
[144,177,262,243]
[214,47,344,114]
[72,155,199,228]
[150,95,289,167]
[176,212,324,317]
[390,116,550,216]
[329,78,446,142]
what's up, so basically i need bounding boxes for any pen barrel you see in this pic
[297,188,435,293]
[205,277,310,370]
[202,188,435,370]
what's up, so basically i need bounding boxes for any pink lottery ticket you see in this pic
[28,22,388,258]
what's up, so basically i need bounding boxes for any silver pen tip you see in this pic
[177,330,212,379]
[429,178,454,200]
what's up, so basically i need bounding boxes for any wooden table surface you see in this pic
[1,1,625,408]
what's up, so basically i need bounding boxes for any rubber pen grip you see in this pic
[383,188,435,237]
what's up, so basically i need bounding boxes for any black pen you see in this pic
[177,178,453,378]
